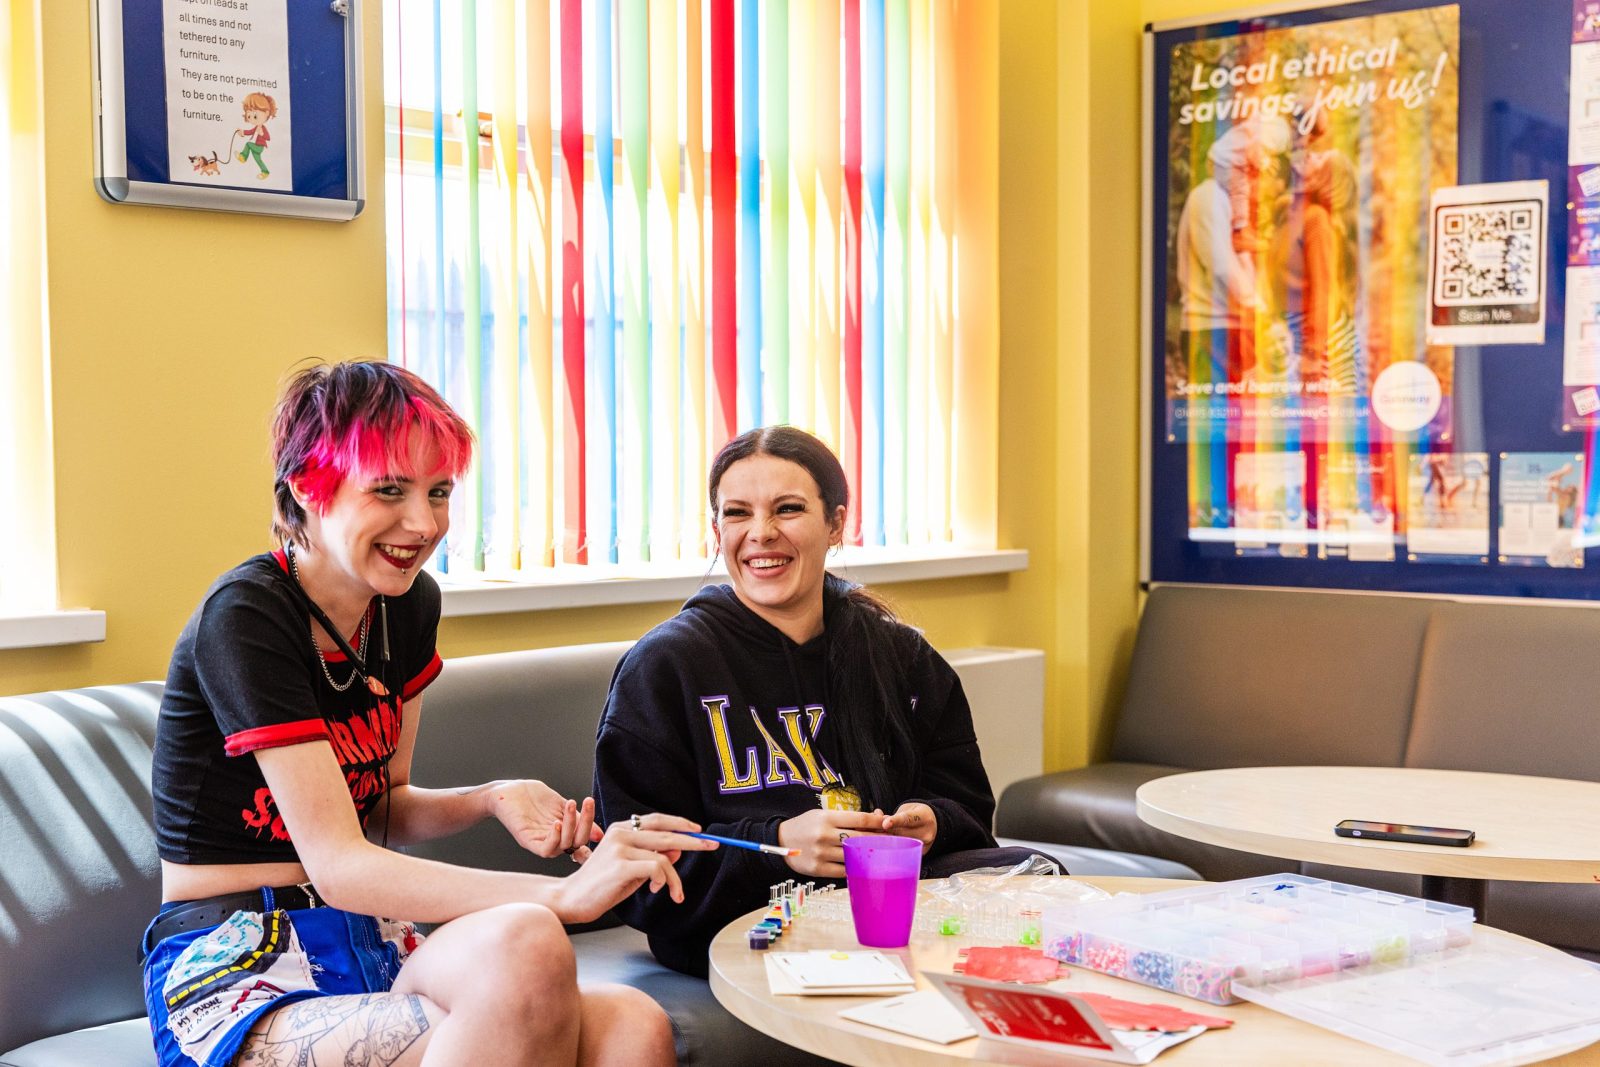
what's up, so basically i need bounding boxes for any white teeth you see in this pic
[381,545,420,560]
[748,558,787,570]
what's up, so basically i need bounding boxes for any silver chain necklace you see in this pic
[288,547,370,692]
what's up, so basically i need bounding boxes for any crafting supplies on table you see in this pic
[1042,874,1475,1006]
[1040,874,1600,1067]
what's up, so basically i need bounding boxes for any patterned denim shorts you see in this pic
[141,889,424,1067]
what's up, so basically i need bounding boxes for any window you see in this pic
[383,0,999,581]
[0,0,58,619]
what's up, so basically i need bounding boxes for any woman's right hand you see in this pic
[551,813,716,924]
[777,809,889,878]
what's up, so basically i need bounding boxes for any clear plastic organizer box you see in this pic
[1041,874,1475,1006]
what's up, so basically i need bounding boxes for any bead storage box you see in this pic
[1041,874,1475,1006]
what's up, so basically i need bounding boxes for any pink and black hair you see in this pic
[270,361,474,547]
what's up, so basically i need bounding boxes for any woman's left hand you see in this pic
[486,780,603,862]
[880,802,937,852]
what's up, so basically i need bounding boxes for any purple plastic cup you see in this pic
[843,835,921,948]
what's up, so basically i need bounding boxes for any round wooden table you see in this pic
[1135,766,1600,916]
[706,876,1600,1066]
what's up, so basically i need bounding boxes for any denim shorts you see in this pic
[141,889,425,1067]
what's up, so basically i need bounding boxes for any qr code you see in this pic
[1433,200,1542,307]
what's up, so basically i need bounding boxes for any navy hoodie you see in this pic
[593,579,998,976]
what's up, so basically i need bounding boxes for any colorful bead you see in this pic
[1130,950,1177,991]
[1044,931,1084,964]
[1083,939,1129,976]
[1373,935,1407,963]
[1175,960,1233,1003]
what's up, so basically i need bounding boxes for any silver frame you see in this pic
[91,0,365,221]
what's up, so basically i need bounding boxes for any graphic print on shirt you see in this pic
[701,696,841,795]
[234,696,403,842]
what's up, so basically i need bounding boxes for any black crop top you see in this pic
[153,552,442,864]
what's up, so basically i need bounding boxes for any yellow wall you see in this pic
[3,0,1159,777]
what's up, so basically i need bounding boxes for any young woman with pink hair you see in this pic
[142,360,708,1067]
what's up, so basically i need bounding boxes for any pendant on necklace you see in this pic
[366,675,390,698]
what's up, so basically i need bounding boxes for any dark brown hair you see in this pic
[708,426,919,809]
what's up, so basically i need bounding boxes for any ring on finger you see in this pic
[630,813,642,831]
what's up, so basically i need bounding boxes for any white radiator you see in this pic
[943,647,1045,797]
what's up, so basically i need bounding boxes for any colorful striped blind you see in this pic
[383,0,998,574]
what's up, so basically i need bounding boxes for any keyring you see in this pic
[630,813,642,831]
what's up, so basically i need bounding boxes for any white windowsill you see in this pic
[439,546,1029,617]
[0,610,108,650]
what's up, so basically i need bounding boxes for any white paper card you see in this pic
[764,952,915,997]
[163,0,294,191]
[1573,42,1600,164]
[1566,266,1600,386]
[1426,181,1548,346]
[838,990,978,1044]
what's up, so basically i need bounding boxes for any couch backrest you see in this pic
[1405,600,1600,780]
[1112,585,1435,769]
[0,682,164,1053]
[394,642,633,875]
[0,642,633,1054]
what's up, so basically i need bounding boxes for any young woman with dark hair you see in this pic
[593,425,1044,977]
[143,360,712,1067]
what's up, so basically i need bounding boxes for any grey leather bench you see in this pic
[997,585,1600,961]
[0,641,1192,1066]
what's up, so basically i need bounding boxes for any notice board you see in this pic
[92,0,364,220]
[1143,0,1600,601]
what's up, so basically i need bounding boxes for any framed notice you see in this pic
[1143,0,1600,603]
[91,0,364,220]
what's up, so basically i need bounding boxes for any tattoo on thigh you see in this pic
[238,994,429,1067]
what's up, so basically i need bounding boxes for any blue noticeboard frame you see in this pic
[92,0,364,220]
[1141,0,1600,603]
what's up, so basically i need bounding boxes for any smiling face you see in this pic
[293,434,453,614]
[714,453,846,644]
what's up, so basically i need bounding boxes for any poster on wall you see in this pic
[1230,450,1309,556]
[1405,452,1490,562]
[1568,4,1600,427]
[1562,265,1600,426]
[91,0,362,220]
[1162,5,1460,545]
[1147,0,1600,602]
[1424,181,1548,346]
[1499,453,1585,566]
[162,0,295,192]
[1316,449,1397,561]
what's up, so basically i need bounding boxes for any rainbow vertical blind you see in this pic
[383,0,998,576]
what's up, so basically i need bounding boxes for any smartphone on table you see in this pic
[1333,820,1475,847]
